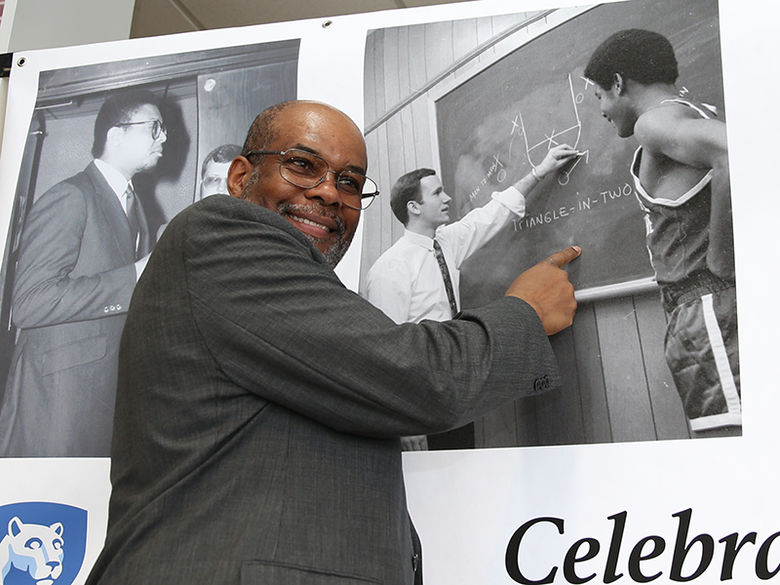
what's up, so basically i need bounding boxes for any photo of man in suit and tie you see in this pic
[364,144,578,449]
[0,89,166,457]
[84,99,580,585]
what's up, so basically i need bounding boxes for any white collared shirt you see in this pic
[364,186,526,323]
[94,158,133,214]
[93,158,148,279]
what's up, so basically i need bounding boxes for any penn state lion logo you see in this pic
[0,517,64,585]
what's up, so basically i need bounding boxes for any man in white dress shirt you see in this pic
[0,89,164,456]
[365,144,577,448]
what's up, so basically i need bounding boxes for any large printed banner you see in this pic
[0,0,778,583]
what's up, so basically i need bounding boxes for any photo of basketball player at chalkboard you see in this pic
[584,29,739,438]
[361,0,737,447]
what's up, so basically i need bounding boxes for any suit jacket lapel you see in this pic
[84,162,136,264]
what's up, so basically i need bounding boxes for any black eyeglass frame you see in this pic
[244,149,379,210]
[115,119,167,140]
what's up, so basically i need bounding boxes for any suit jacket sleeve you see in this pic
[180,197,559,439]
[11,176,137,328]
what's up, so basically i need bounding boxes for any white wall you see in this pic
[0,0,135,158]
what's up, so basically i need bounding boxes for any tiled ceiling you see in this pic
[130,0,472,38]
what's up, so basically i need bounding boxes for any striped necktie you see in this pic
[124,184,141,258]
[432,239,458,318]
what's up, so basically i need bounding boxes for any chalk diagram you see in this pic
[508,73,593,186]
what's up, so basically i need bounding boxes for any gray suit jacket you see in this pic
[87,195,559,584]
[0,162,149,457]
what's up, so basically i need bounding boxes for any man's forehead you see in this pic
[272,104,367,167]
[275,104,361,141]
[127,103,161,120]
[419,174,442,193]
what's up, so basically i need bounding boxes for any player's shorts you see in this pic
[662,276,740,431]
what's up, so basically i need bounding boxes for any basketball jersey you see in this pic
[629,99,722,285]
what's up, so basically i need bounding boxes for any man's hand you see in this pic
[505,246,581,335]
[534,144,580,179]
[512,144,580,197]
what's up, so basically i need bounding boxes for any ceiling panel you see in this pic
[131,0,473,38]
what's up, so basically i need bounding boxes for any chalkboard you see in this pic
[434,0,724,303]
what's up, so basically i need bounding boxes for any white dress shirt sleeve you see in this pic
[437,185,526,268]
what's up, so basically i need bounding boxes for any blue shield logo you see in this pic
[0,502,87,585]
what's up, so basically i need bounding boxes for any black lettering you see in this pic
[670,508,714,581]
[756,531,780,579]
[506,517,563,584]
[563,538,599,584]
[604,511,627,583]
[628,535,665,582]
[719,532,756,580]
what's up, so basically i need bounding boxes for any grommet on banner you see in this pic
[0,53,13,78]
[322,20,333,29]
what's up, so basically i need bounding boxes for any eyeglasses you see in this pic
[245,148,379,211]
[116,119,167,140]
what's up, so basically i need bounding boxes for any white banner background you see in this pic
[0,1,777,583]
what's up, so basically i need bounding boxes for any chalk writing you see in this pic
[469,72,590,200]
[514,73,584,183]
[464,73,619,210]
[512,182,634,232]
[468,154,506,202]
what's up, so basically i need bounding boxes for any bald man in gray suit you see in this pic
[86,100,579,585]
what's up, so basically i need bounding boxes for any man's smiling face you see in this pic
[232,102,366,267]
[593,80,637,139]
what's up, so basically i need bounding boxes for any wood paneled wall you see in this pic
[361,13,694,446]
[361,12,536,286]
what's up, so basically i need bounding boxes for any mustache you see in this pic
[277,202,346,237]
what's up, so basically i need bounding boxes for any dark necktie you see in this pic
[124,184,141,258]
[432,239,458,318]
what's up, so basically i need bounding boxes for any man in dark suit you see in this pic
[0,89,164,457]
[86,100,579,584]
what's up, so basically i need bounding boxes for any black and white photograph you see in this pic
[0,39,299,457]
[361,0,739,449]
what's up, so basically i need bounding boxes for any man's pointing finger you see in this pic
[544,245,582,268]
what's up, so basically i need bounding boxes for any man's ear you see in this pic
[407,200,421,217]
[227,156,253,199]
[104,126,123,152]
[612,72,625,95]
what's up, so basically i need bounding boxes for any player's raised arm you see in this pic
[636,108,733,280]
